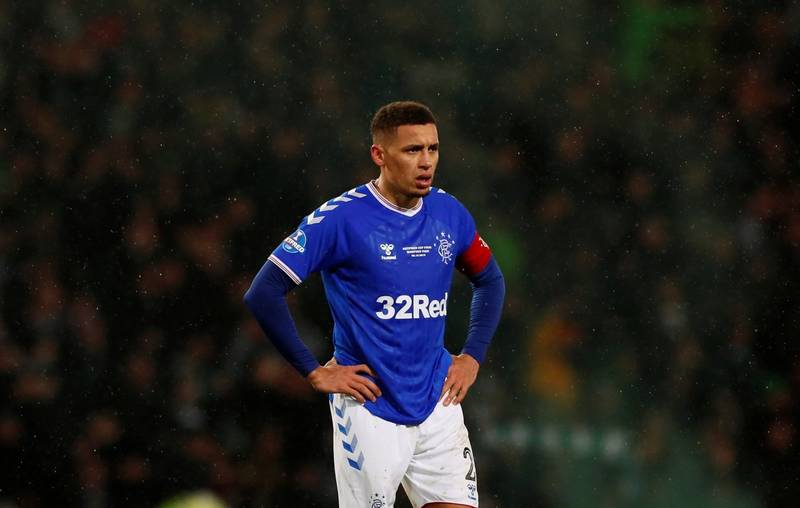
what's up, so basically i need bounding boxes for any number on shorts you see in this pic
[463,447,476,481]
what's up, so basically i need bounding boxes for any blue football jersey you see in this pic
[269,181,479,425]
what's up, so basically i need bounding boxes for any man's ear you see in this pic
[370,144,384,167]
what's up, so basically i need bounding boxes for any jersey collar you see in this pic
[366,180,424,217]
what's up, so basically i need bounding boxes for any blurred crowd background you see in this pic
[1,1,798,507]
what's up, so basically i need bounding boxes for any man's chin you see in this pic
[413,183,433,196]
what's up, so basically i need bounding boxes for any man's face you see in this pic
[371,123,439,199]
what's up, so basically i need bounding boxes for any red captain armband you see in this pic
[457,232,492,277]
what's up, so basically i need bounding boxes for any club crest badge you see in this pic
[370,493,386,508]
[435,232,454,264]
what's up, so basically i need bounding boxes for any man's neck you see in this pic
[373,177,420,210]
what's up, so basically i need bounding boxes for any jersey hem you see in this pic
[351,350,451,426]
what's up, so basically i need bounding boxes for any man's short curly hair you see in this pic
[370,101,437,142]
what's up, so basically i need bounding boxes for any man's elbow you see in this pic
[492,270,506,301]
[243,284,257,311]
[490,264,505,285]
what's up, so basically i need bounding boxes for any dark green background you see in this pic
[1,1,798,506]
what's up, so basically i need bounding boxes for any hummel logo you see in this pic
[380,243,396,261]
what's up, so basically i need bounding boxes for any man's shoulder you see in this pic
[426,186,470,214]
[428,186,455,200]
[302,184,371,227]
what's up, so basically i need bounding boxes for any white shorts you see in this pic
[329,393,479,508]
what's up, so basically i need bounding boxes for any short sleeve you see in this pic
[268,211,342,285]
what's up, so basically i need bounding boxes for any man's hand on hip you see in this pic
[307,357,382,403]
[440,353,480,406]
